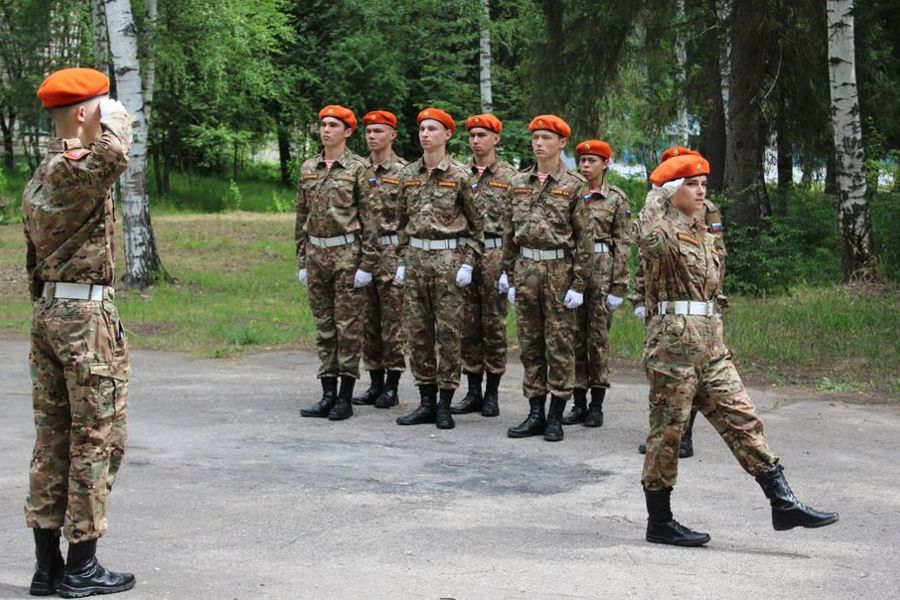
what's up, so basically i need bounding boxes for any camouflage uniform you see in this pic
[360,153,408,372]
[574,179,631,390]
[638,204,777,491]
[23,112,132,543]
[461,158,516,376]
[397,156,483,389]
[295,149,379,380]
[502,165,593,399]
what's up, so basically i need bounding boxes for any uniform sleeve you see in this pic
[461,179,483,265]
[356,164,381,273]
[294,171,309,270]
[569,183,593,294]
[610,193,631,297]
[501,188,518,285]
[24,224,40,300]
[396,178,409,263]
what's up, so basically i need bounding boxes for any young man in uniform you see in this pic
[564,140,631,428]
[394,107,483,430]
[500,115,592,442]
[351,110,408,409]
[24,67,136,597]
[297,105,380,421]
[452,113,516,418]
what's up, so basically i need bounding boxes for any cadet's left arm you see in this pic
[610,193,631,297]
[570,183,593,294]
[24,225,40,300]
[356,165,381,273]
[461,179,484,265]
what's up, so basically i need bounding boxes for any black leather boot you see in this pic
[374,370,401,408]
[679,409,698,458]
[30,528,64,596]
[436,389,456,429]
[300,376,338,417]
[562,388,587,425]
[481,372,501,417]
[351,369,384,405]
[451,372,483,414]
[396,384,437,425]
[57,539,135,598]
[584,387,605,427]
[755,465,839,530]
[328,376,355,420]
[508,395,546,438]
[544,396,566,441]
[644,487,711,547]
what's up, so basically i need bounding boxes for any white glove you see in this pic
[606,294,624,310]
[298,268,308,285]
[661,177,685,195]
[507,287,516,304]
[634,305,646,320]
[354,269,373,288]
[99,98,127,117]
[395,265,405,286]
[563,289,583,309]
[455,264,473,287]
[498,272,509,294]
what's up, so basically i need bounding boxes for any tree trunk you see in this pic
[277,120,292,187]
[675,0,689,145]
[105,0,167,288]
[141,0,157,125]
[702,0,727,193]
[478,0,493,114]
[0,109,14,171]
[826,0,874,281]
[90,0,110,71]
[775,85,793,196]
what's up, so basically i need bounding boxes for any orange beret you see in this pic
[319,105,357,131]
[649,154,711,186]
[363,110,397,128]
[36,68,109,109]
[660,146,700,163]
[417,107,456,133]
[465,113,503,134]
[528,114,571,139]
[575,139,613,159]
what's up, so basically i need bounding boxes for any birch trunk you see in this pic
[105,0,165,288]
[826,0,874,280]
[478,0,493,114]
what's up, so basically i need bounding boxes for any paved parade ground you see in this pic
[0,337,897,599]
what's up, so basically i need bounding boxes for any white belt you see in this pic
[410,237,468,251]
[485,237,503,249]
[593,242,610,253]
[380,234,399,246]
[520,247,565,261]
[44,282,107,301]
[308,233,356,248]
[657,300,717,316]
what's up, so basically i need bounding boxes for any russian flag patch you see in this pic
[367,177,378,187]
[711,222,723,233]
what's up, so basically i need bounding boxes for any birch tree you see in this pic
[478,0,493,113]
[826,0,875,280]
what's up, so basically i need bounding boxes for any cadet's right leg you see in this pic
[565,294,590,426]
[508,259,548,438]
[542,261,577,442]
[397,250,438,426]
[301,247,339,417]
[454,273,484,414]
[375,258,406,408]
[352,277,385,406]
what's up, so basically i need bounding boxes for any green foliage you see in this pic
[222,180,242,211]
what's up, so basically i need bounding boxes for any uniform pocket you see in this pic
[330,176,357,208]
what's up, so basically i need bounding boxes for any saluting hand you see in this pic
[99,98,127,117]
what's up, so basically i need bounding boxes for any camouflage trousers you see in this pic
[574,252,615,389]
[306,243,364,379]
[26,289,129,543]
[404,246,467,390]
[461,247,508,375]
[514,256,577,400]
[361,244,406,372]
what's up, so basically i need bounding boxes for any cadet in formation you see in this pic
[395,108,484,430]
[638,151,838,546]
[452,113,517,418]
[351,110,408,410]
[297,105,380,421]
[24,67,136,597]
[501,115,592,442]
[565,140,631,429]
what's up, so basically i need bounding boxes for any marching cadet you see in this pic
[394,107,483,430]
[500,115,592,442]
[638,152,837,546]
[452,113,517,418]
[351,110,408,409]
[24,68,135,597]
[564,140,630,428]
[297,105,380,421]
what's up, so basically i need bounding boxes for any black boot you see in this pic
[328,376,355,420]
[481,372,501,417]
[396,384,437,425]
[507,395,546,438]
[374,370,401,408]
[679,409,698,458]
[451,372,483,414]
[544,396,566,441]
[584,387,605,427]
[755,465,839,531]
[436,389,456,429]
[644,487,711,547]
[30,528,64,596]
[300,376,338,417]
[562,388,587,425]
[57,539,135,598]
[351,369,384,405]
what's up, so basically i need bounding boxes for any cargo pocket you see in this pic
[88,361,128,421]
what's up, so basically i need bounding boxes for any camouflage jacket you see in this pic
[294,148,380,272]
[501,163,593,293]
[467,158,516,238]
[364,152,407,235]
[583,178,631,297]
[22,112,132,298]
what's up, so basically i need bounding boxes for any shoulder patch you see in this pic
[63,148,91,161]
[302,173,319,181]
[437,179,459,189]
[382,176,400,185]
[710,222,723,234]
[550,187,572,197]
[488,180,509,190]
[677,232,700,247]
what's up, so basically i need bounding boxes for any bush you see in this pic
[222,179,242,211]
